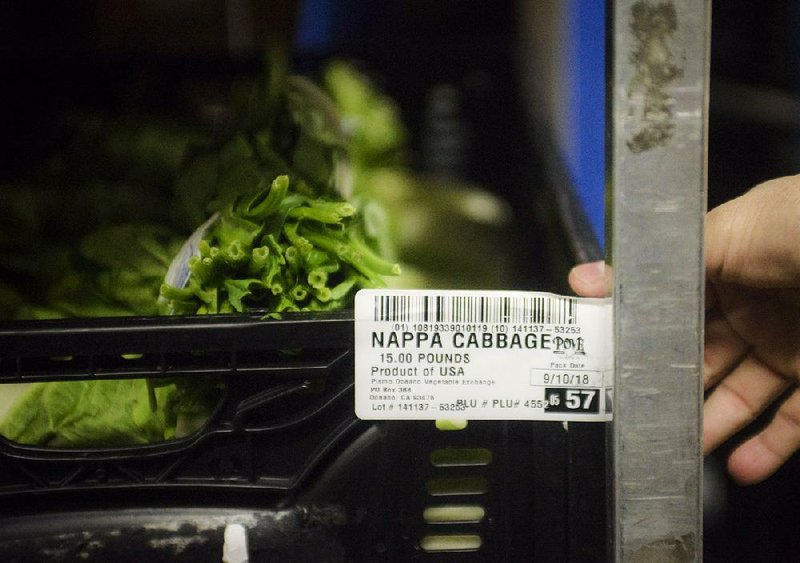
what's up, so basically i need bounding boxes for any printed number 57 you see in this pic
[566,389,596,410]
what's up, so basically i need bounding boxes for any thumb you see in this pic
[568,261,610,298]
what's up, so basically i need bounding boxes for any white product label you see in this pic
[354,289,612,422]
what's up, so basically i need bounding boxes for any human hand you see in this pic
[703,176,800,484]
[568,176,800,484]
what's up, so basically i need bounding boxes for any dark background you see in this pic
[707,3,800,561]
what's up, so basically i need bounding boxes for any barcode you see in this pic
[373,294,578,324]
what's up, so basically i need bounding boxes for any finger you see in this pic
[704,307,749,390]
[726,386,800,485]
[705,280,717,312]
[703,354,791,454]
[567,261,610,298]
[713,282,800,379]
[706,176,800,288]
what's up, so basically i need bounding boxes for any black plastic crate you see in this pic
[0,312,606,562]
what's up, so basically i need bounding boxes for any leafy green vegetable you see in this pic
[0,58,401,449]
[322,62,514,289]
[0,115,207,317]
[323,61,408,167]
[0,380,180,448]
[13,224,184,320]
[160,174,398,316]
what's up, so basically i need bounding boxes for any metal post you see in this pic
[608,1,710,561]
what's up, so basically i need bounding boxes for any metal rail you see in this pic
[608,1,710,561]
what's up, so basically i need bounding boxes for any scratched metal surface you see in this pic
[608,1,709,561]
